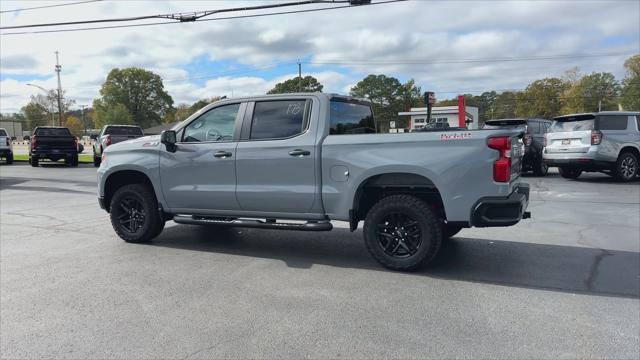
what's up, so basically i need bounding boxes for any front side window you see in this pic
[183,103,240,142]
[598,115,628,130]
[250,100,308,140]
[0,129,6,136]
[330,100,375,135]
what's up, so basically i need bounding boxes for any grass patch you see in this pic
[13,154,93,163]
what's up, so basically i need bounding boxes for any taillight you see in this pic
[591,130,602,145]
[5,138,9,146]
[488,136,512,183]
[104,135,112,147]
[543,135,547,147]
[31,135,37,150]
[524,134,533,146]
[74,138,79,149]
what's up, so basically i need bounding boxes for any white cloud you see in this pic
[1,0,638,113]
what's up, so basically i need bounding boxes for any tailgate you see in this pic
[545,130,591,153]
[111,135,140,144]
[36,137,76,151]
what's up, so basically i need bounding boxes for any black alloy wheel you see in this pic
[376,213,422,258]
[114,195,146,235]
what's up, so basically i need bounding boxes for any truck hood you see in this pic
[104,135,161,153]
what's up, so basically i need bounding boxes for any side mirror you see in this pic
[90,134,98,140]
[161,130,177,152]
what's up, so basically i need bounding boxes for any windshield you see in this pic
[35,128,71,136]
[551,119,595,132]
[105,126,143,136]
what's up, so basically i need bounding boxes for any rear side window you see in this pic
[330,100,375,135]
[0,129,6,136]
[250,100,308,140]
[636,116,640,131]
[105,126,143,136]
[597,115,628,130]
[35,128,71,136]
[551,120,594,132]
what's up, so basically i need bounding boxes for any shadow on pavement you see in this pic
[151,225,640,299]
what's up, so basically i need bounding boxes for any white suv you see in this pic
[544,112,640,181]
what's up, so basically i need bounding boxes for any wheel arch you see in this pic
[350,171,447,231]
[619,145,640,159]
[103,169,156,213]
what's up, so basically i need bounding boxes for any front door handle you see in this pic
[289,149,310,157]
[213,151,232,158]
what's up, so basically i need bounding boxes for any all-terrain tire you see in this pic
[93,152,101,167]
[109,183,165,243]
[532,158,548,176]
[614,151,638,182]
[363,194,443,271]
[6,153,13,164]
[30,156,38,167]
[559,166,581,179]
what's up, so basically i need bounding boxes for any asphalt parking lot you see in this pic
[1,163,638,359]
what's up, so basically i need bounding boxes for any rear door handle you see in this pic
[213,151,232,158]
[289,149,310,157]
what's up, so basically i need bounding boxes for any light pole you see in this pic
[26,83,55,126]
[79,105,87,135]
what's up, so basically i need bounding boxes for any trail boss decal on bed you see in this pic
[440,132,472,140]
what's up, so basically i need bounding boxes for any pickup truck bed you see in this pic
[97,93,530,271]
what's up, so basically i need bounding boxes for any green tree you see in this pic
[620,54,640,111]
[94,67,174,128]
[517,78,569,118]
[93,102,134,128]
[562,72,620,113]
[21,102,50,130]
[350,74,421,131]
[64,116,84,137]
[267,76,323,94]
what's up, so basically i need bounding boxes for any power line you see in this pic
[306,52,632,65]
[0,0,102,14]
[0,0,354,29]
[0,0,407,35]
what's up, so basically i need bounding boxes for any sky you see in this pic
[1,0,639,114]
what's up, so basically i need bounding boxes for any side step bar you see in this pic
[173,215,333,232]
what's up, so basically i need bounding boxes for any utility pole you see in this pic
[298,60,302,92]
[55,51,64,126]
[80,105,87,135]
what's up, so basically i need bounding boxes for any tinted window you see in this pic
[598,115,628,130]
[35,128,71,136]
[105,126,143,136]
[183,103,240,142]
[636,116,640,131]
[250,100,307,140]
[527,121,540,134]
[0,129,6,136]
[551,120,594,132]
[330,100,375,135]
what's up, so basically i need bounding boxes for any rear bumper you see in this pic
[471,183,530,227]
[543,157,613,170]
[31,150,78,158]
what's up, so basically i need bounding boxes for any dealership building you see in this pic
[398,96,479,131]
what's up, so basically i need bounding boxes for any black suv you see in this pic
[483,118,553,176]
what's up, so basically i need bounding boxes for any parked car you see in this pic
[97,93,530,271]
[0,128,13,164]
[29,126,79,167]
[544,111,640,181]
[484,118,552,176]
[92,125,144,167]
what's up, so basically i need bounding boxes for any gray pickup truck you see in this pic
[97,93,530,270]
[92,125,144,167]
